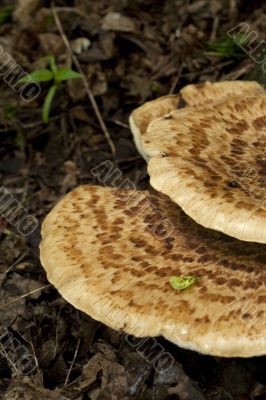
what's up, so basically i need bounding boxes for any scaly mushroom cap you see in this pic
[130,80,264,160]
[129,95,180,159]
[145,94,266,243]
[180,80,264,106]
[40,185,266,357]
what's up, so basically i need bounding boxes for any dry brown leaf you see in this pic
[102,12,136,33]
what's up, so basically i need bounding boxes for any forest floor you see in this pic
[0,0,266,399]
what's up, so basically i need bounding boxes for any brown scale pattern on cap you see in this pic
[130,81,265,160]
[40,185,266,357]
[180,80,264,106]
[144,93,266,243]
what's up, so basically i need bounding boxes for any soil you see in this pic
[0,1,266,399]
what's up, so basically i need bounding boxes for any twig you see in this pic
[16,329,40,373]
[51,3,116,157]
[64,338,80,386]
[112,119,130,129]
[0,341,20,375]
[28,331,40,373]
[169,63,184,95]
[209,16,219,43]
[53,305,64,358]
[229,0,237,21]
[180,60,234,78]
[5,252,28,274]
[0,284,51,309]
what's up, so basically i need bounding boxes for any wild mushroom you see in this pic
[40,185,266,357]
[180,80,264,106]
[143,92,266,243]
[129,94,179,159]
[130,80,264,160]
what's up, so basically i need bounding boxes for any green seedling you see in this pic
[169,276,198,291]
[206,34,248,59]
[0,6,13,25]
[46,12,55,30]
[245,63,266,86]
[18,56,82,123]
[150,82,160,93]
[3,104,16,120]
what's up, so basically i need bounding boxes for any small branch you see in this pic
[64,338,80,386]
[51,3,116,157]
[169,63,184,95]
[0,284,51,309]
[0,341,20,375]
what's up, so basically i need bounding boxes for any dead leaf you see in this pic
[38,33,65,56]
[13,0,41,27]
[102,12,136,33]
[79,353,125,389]
[4,375,62,400]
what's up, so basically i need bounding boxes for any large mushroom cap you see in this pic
[144,93,266,243]
[130,80,264,160]
[40,185,266,357]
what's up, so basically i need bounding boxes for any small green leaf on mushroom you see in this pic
[169,276,198,291]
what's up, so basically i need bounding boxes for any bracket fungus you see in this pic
[130,81,266,243]
[129,94,180,160]
[129,80,264,161]
[40,185,266,358]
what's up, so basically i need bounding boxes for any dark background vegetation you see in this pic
[0,0,266,398]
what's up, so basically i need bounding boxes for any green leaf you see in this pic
[37,55,57,74]
[169,276,198,291]
[46,13,55,30]
[233,32,250,47]
[42,85,57,124]
[3,104,16,120]
[150,82,160,93]
[206,35,246,59]
[54,68,82,82]
[48,56,57,75]
[245,64,266,86]
[0,6,13,26]
[18,69,53,83]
